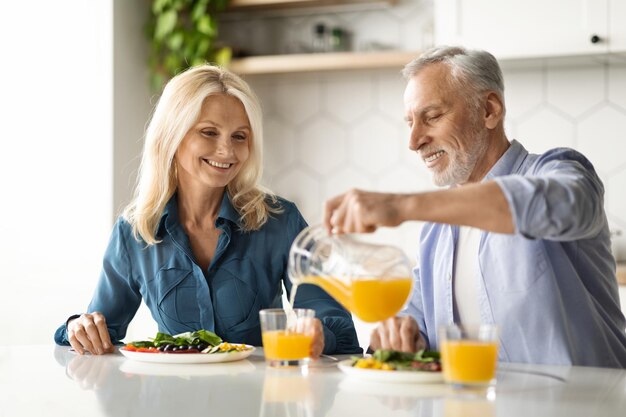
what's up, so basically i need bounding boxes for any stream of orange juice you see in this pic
[262,330,312,360]
[441,340,498,384]
[301,276,412,322]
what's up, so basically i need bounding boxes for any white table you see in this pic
[0,345,625,417]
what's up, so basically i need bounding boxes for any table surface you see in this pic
[1,345,625,417]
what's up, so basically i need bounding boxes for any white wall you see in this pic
[112,1,156,341]
[0,1,113,345]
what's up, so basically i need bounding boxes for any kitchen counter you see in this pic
[1,345,625,417]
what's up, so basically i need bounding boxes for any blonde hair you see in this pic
[123,65,280,245]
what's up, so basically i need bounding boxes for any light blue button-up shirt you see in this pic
[404,140,626,367]
[55,193,362,354]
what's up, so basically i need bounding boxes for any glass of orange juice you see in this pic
[440,324,499,390]
[259,308,315,368]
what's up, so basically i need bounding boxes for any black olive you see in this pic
[157,345,166,352]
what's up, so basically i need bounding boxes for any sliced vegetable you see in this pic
[352,349,442,372]
[121,329,251,354]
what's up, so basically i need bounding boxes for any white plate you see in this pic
[337,359,443,384]
[119,345,255,364]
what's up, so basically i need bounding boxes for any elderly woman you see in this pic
[54,65,361,356]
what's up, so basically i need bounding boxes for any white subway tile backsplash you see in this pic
[272,168,321,222]
[546,65,606,118]
[263,118,296,177]
[321,166,374,201]
[272,81,321,125]
[297,118,348,175]
[608,64,626,111]
[502,69,544,120]
[578,106,626,174]
[516,105,575,153]
[349,114,401,174]
[322,75,375,123]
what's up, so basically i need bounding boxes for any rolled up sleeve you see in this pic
[494,149,605,241]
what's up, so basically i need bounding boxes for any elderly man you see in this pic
[324,46,626,367]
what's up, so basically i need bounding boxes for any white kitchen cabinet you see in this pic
[434,0,623,60]
[610,0,626,52]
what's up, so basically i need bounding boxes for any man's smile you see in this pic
[422,150,446,167]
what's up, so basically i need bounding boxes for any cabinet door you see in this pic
[434,0,608,59]
[609,0,626,52]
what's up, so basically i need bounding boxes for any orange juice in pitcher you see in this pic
[288,225,413,323]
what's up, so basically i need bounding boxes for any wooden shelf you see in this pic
[228,50,419,75]
[228,0,393,11]
[618,262,626,286]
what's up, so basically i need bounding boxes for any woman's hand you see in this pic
[369,316,426,353]
[67,312,115,355]
[295,317,325,359]
[309,318,325,359]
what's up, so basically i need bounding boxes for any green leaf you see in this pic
[171,0,186,11]
[373,349,393,362]
[214,47,232,67]
[196,38,210,57]
[128,340,155,348]
[164,52,183,74]
[193,329,222,346]
[191,57,206,67]
[152,332,176,346]
[155,9,178,41]
[191,0,208,22]
[166,31,184,51]
[152,0,171,15]
[196,15,215,36]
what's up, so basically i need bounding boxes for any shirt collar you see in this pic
[156,191,241,238]
[484,139,528,180]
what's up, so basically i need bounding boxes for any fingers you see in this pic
[93,313,113,353]
[307,318,324,359]
[325,189,377,235]
[399,316,419,352]
[323,193,346,234]
[369,316,420,353]
[67,313,111,355]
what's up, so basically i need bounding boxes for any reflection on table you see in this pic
[0,346,625,417]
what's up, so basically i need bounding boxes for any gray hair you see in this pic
[403,46,505,113]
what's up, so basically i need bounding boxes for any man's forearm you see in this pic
[397,181,514,233]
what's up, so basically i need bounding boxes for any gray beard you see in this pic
[431,130,490,187]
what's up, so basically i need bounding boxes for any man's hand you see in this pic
[323,189,405,235]
[67,312,114,355]
[369,316,426,353]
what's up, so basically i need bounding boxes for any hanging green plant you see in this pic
[147,0,232,92]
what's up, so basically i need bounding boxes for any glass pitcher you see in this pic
[288,225,413,323]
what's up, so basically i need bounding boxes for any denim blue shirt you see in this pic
[404,140,626,367]
[55,193,361,354]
